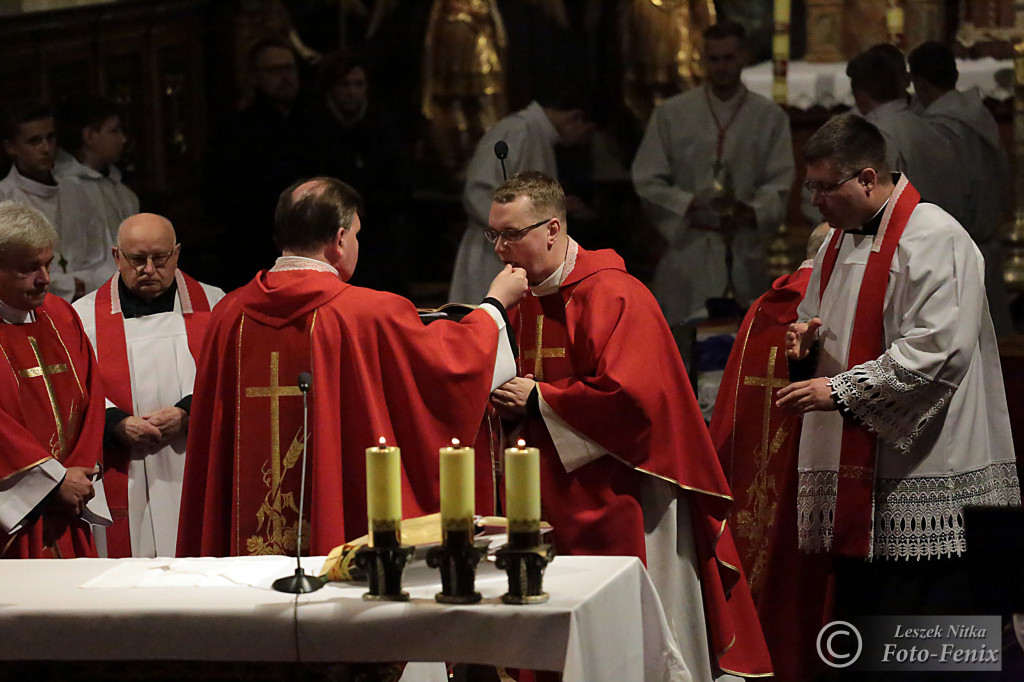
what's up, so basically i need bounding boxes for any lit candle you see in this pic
[505,439,540,543]
[772,0,790,104]
[366,436,401,546]
[440,438,475,543]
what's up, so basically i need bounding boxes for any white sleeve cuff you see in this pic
[538,389,608,473]
[479,302,517,391]
[0,459,65,534]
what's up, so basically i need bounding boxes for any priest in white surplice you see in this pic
[631,20,794,325]
[74,214,224,557]
[1,102,115,301]
[778,114,1019,619]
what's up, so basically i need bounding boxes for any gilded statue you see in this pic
[621,0,718,124]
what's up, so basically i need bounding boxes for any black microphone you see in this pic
[272,370,324,593]
[494,140,508,181]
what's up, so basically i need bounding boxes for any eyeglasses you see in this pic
[118,246,178,270]
[804,169,865,195]
[483,218,553,244]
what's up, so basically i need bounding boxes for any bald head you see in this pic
[118,213,176,247]
[114,213,180,301]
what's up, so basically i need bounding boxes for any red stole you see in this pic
[92,271,212,557]
[818,176,920,557]
[231,312,314,556]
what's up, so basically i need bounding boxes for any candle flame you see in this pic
[451,438,460,446]
[378,436,387,447]
[517,439,526,447]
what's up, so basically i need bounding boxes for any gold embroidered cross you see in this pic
[523,315,565,381]
[19,336,70,455]
[245,352,302,490]
[743,346,790,459]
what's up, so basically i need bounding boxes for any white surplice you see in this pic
[0,165,116,301]
[449,101,561,303]
[796,190,1020,560]
[54,150,140,246]
[632,85,794,325]
[74,274,225,557]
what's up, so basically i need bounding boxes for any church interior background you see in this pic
[0,0,1021,329]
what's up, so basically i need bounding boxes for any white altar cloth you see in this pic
[0,554,688,682]
[742,57,1013,109]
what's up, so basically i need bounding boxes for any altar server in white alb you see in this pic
[74,213,224,557]
[1,100,115,302]
[777,114,1019,618]
[631,20,794,325]
[55,94,140,246]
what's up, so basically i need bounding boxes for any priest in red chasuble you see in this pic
[0,200,109,559]
[488,171,771,679]
[177,177,527,558]
[709,224,832,682]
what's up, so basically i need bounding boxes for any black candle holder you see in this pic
[494,529,555,604]
[425,527,484,604]
[354,529,414,601]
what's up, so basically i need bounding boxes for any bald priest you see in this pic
[74,213,224,558]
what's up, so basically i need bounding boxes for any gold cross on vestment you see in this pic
[245,352,303,490]
[18,336,70,456]
[742,346,790,459]
[523,315,565,381]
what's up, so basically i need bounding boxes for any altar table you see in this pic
[0,554,689,682]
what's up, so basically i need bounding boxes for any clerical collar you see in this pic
[270,256,339,275]
[0,296,36,324]
[530,239,579,297]
[851,173,901,235]
[118,276,178,319]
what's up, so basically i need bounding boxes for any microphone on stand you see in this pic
[272,371,325,593]
[494,140,508,181]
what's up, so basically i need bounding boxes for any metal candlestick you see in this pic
[354,529,413,601]
[494,530,555,604]
[425,528,484,604]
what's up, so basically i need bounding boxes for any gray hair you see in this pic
[0,201,58,262]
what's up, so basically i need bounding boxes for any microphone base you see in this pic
[272,567,326,594]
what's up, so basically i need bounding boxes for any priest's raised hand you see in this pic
[485,263,528,311]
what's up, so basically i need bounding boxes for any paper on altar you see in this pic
[80,556,327,589]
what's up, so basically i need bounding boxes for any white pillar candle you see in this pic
[440,438,475,536]
[505,439,541,534]
[366,436,401,544]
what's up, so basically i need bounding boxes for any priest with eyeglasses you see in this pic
[74,213,224,558]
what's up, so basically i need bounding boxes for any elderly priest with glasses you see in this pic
[74,213,225,558]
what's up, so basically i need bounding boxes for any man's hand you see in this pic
[144,406,189,442]
[486,263,529,311]
[775,377,836,413]
[490,375,537,420]
[55,466,98,516]
[114,416,162,449]
[786,317,822,360]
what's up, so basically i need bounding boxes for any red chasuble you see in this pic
[177,268,501,557]
[0,295,105,558]
[710,265,832,682]
[512,246,771,678]
[92,271,212,557]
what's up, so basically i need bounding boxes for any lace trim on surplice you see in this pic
[798,461,1020,560]
[830,354,955,454]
